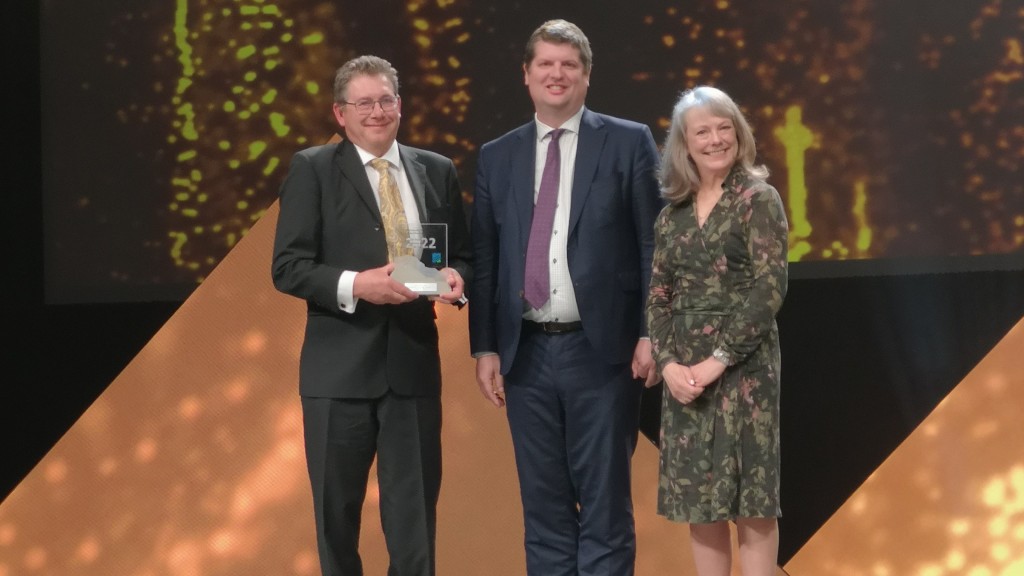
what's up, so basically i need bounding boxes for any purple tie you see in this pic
[524,128,565,309]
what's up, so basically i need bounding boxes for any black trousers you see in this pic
[301,392,442,576]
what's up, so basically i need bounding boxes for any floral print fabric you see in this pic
[646,166,789,523]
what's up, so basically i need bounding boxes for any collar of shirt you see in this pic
[353,141,401,169]
[353,140,406,205]
[533,106,585,142]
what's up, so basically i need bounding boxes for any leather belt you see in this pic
[523,320,583,335]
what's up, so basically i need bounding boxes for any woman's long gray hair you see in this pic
[659,85,768,204]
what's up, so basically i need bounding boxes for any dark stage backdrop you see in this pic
[40,0,1023,304]
[7,0,1024,569]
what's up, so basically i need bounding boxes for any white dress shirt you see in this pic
[523,107,585,324]
[337,141,422,313]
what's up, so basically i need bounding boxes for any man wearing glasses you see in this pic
[272,54,472,576]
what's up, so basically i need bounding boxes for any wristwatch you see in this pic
[712,347,733,366]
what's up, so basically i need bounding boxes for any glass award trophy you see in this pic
[391,223,451,295]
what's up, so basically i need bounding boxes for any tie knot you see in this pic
[548,128,565,142]
[370,158,390,175]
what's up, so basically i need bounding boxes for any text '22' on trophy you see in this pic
[391,223,450,296]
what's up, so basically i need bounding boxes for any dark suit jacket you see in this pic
[272,139,472,398]
[468,108,662,373]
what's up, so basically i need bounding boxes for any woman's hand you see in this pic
[662,362,705,405]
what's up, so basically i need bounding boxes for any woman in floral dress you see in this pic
[646,85,789,576]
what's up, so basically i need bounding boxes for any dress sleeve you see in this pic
[717,183,789,363]
[646,205,683,372]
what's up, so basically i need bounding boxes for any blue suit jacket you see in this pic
[468,108,663,373]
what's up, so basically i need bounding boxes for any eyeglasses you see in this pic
[341,95,400,115]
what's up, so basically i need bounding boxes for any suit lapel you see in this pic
[513,124,538,256]
[398,144,429,222]
[335,139,382,225]
[569,109,606,235]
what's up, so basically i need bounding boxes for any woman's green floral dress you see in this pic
[646,166,789,523]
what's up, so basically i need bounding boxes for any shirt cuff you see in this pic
[338,270,359,314]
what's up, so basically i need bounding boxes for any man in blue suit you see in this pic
[468,19,663,576]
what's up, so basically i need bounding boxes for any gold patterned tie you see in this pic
[370,158,412,261]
